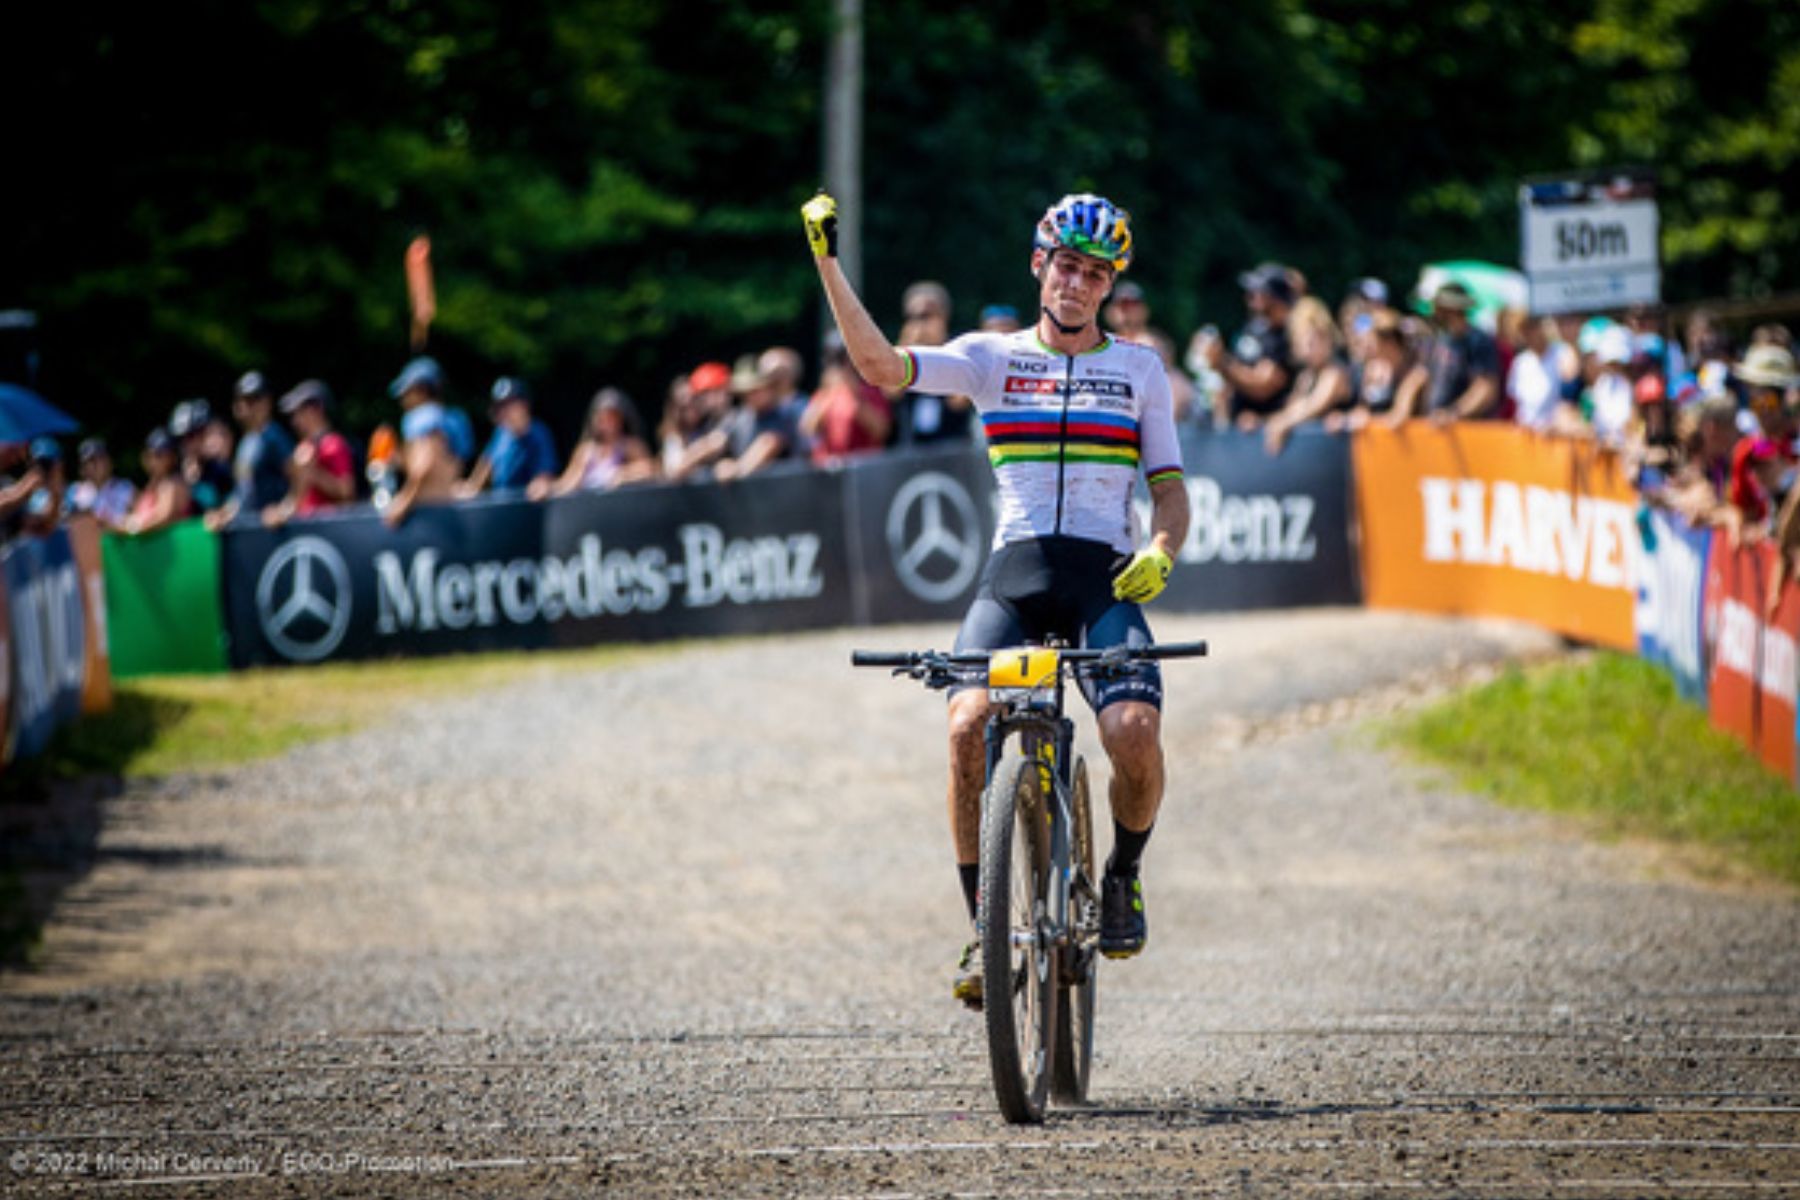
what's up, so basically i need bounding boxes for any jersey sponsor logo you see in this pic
[1418,478,1636,590]
[1006,357,1052,374]
[1000,376,1135,401]
[1005,376,1058,395]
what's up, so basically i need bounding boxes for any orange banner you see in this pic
[66,515,113,714]
[1352,422,1638,649]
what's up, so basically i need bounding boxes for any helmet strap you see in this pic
[1040,306,1089,336]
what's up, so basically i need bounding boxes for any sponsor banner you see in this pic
[541,469,851,644]
[1144,429,1359,612]
[843,447,996,626]
[1353,422,1638,649]
[102,520,229,677]
[221,500,550,666]
[66,516,114,713]
[1703,536,1799,782]
[4,530,89,761]
[221,471,854,665]
[1634,508,1711,703]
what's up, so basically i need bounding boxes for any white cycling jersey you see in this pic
[902,330,1184,554]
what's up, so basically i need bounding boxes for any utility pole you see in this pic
[824,0,863,291]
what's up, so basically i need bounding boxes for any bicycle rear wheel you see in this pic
[1052,755,1097,1104]
[978,750,1057,1124]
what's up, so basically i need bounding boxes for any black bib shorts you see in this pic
[952,535,1162,712]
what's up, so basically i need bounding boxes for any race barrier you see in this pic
[214,430,1360,667]
[0,518,114,767]
[1352,422,1638,649]
[1703,536,1799,783]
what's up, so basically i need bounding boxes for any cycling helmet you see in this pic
[1033,193,1134,273]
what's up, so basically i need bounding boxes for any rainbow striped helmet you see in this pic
[1033,193,1134,273]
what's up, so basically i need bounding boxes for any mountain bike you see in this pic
[851,638,1208,1123]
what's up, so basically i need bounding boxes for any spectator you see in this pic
[18,438,64,537]
[384,356,464,527]
[459,377,558,498]
[536,388,655,498]
[889,281,972,445]
[170,398,233,515]
[1104,280,1161,347]
[1509,317,1581,433]
[979,304,1022,333]
[1664,396,1744,526]
[1587,326,1636,444]
[1731,344,1799,518]
[666,362,730,481]
[1338,278,1389,370]
[116,428,191,536]
[1197,263,1296,431]
[68,438,135,525]
[206,371,295,530]
[1349,309,1430,429]
[800,335,891,465]
[1262,297,1351,456]
[264,380,355,526]
[712,354,801,482]
[759,346,812,458]
[1397,282,1499,423]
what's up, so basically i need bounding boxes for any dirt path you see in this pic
[1,609,1795,1197]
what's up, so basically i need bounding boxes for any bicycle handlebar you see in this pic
[850,640,1208,672]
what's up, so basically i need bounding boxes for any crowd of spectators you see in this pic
[17,265,1796,566]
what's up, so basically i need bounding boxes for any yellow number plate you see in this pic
[988,647,1060,692]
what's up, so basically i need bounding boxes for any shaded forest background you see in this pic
[3,0,1795,449]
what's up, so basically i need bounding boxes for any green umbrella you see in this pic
[1411,261,1529,332]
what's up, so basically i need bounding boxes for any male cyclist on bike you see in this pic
[803,191,1191,1007]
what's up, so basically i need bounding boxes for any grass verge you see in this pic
[23,641,670,786]
[1390,651,1800,887]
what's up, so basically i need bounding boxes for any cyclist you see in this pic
[802,191,1192,1007]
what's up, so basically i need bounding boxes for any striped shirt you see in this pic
[903,330,1183,553]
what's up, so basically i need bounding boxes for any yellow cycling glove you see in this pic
[1112,547,1174,604]
[801,191,839,259]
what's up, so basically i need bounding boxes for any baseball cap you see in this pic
[1634,374,1666,406]
[1351,277,1389,306]
[489,376,531,406]
[144,427,176,454]
[1112,281,1146,304]
[1596,326,1634,366]
[29,437,59,464]
[979,303,1019,325]
[169,398,212,438]
[78,437,107,462]
[234,370,272,399]
[279,379,333,414]
[1238,264,1296,306]
[688,361,731,394]
[389,356,443,399]
[1431,282,1477,312]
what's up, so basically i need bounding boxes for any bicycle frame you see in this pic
[983,686,1083,960]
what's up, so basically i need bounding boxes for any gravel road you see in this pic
[2,608,1796,1197]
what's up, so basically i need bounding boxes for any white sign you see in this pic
[1519,175,1660,314]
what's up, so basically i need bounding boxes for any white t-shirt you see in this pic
[1508,347,1560,431]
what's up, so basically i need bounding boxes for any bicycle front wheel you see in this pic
[1052,755,1097,1104]
[979,750,1057,1124]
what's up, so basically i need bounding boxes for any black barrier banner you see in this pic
[541,467,853,645]
[4,530,88,760]
[1145,428,1360,612]
[221,468,855,666]
[841,447,996,626]
[222,501,548,666]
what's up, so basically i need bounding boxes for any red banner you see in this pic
[1703,535,1799,782]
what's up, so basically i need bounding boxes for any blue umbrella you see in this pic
[0,383,79,443]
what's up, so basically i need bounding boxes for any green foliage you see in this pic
[1394,653,1800,886]
[1,0,1790,452]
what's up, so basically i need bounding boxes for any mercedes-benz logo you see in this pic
[256,536,353,663]
[887,472,982,603]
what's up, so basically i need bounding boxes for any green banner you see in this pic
[101,519,227,677]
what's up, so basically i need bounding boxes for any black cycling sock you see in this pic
[958,863,980,923]
[1107,821,1154,879]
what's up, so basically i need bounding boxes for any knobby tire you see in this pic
[979,750,1057,1124]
